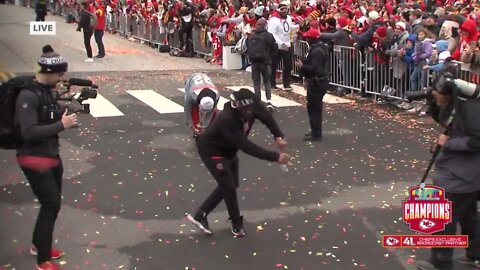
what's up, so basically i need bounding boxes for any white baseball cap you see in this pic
[368,11,379,21]
[439,51,451,62]
[199,97,214,111]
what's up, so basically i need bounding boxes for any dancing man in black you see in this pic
[187,88,289,237]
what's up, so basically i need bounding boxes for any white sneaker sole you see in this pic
[186,214,213,235]
[30,247,63,260]
[231,229,246,238]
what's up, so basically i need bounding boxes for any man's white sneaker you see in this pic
[84,58,94,62]
[267,102,274,112]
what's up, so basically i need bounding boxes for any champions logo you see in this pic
[402,185,452,234]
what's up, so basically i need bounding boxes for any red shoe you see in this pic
[36,261,62,270]
[30,246,64,260]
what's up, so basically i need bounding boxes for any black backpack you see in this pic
[0,76,35,149]
[246,32,266,62]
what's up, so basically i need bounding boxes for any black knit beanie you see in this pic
[37,45,68,74]
[230,88,258,108]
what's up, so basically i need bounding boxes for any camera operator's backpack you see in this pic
[88,11,97,28]
[0,76,35,149]
[246,32,266,62]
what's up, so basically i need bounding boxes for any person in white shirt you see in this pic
[267,3,299,91]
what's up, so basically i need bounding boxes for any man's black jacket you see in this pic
[14,81,64,157]
[197,101,284,162]
[299,42,329,80]
[77,10,94,32]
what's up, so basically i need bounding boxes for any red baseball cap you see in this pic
[303,28,321,39]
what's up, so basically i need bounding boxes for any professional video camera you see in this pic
[55,78,98,114]
[405,87,435,102]
[407,74,480,102]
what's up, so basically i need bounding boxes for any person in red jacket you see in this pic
[93,0,106,58]
[452,19,479,62]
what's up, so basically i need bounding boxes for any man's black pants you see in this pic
[306,78,328,137]
[270,47,293,88]
[430,192,480,269]
[179,24,194,57]
[83,30,93,58]
[251,62,272,101]
[35,11,46,21]
[94,29,105,57]
[198,153,240,220]
[20,162,63,264]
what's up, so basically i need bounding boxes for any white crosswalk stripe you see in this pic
[177,88,229,110]
[126,90,184,114]
[226,86,301,107]
[290,85,354,104]
[74,93,125,118]
[78,86,315,118]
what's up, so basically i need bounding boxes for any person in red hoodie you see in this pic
[93,0,106,58]
[452,19,479,62]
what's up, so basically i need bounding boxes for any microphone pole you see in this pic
[419,126,450,189]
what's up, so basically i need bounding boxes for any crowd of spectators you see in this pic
[46,0,480,111]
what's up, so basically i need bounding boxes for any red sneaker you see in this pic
[30,246,64,260]
[36,261,62,270]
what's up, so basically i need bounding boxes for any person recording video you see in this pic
[415,69,480,270]
[14,45,77,270]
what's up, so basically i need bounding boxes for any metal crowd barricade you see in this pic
[193,27,213,56]
[291,40,309,77]
[51,0,62,15]
[329,45,363,92]
[137,17,148,42]
[362,51,428,100]
[60,5,77,21]
[454,61,475,82]
[148,22,161,45]
[168,25,181,49]
[129,15,138,37]
[118,13,127,36]
[106,12,116,33]
[359,53,476,101]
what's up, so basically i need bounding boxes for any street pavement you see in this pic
[0,4,477,270]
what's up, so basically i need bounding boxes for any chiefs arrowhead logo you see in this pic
[420,219,436,229]
[386,237,400,246]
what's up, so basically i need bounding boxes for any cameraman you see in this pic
[14,45,77,270]
[416,72,480,270]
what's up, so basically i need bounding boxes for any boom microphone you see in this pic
[68,78,98,88]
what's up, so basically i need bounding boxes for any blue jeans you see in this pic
[94,29,105,57]
[410,65,427,92]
